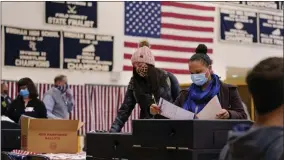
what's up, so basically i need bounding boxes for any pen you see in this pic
[152,94,157,118]
[152,94,156,104]
[194,106,199,119]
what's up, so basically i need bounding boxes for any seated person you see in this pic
[7,78,47,123]
[219,57,283,160]
[1,82,12,116]
[151,44,247,119]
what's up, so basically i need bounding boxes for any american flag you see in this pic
[2,80,138,134]
[123,1,215,74]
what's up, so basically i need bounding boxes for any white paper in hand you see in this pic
[159,98,194,120]
[197,95,222,120]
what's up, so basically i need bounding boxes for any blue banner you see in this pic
[223,1,283,11]
[259,13,283,46]
[4,26,61,68]
[220,8,257,44]
[63,32,113,71]
[45,1,97,28]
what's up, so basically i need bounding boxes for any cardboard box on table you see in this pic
[21,117,84,154]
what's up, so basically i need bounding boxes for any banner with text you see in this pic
[223,1,283,11]
[63,32,113,71]
[259,13,283,46]
[45,1,97,28]
[220,8,257,44]
[4,26,61,68]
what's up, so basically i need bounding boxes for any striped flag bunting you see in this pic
[123,1,215,74]
[88,85,140,133]
[1,80,139,135]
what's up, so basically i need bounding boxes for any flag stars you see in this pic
[125,2,161,38]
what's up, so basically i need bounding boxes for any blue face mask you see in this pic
[19,89,29,98]
[191,73,208,86]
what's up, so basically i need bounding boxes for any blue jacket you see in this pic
[219,126,284,160]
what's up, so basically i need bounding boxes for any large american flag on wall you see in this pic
[123,1,215,74]
[2,80,139,135]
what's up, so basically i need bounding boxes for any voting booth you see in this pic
[1,121,21,152]
[86,119,253,160]
[86,132,133,159]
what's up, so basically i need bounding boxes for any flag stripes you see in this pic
[123,1,215,74]
[1,80,138,135]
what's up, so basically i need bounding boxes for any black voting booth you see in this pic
[86,120,253,160]
[86,132,133,159]
[1,121,21,152]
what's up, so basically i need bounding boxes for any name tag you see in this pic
[25,107,34,112]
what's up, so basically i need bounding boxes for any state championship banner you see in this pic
[220,8,257,44]
[3,26,60,68]
[45,1,97,28]
[259,13,283,46]
[63,32,114,71]
[222,1,283,11]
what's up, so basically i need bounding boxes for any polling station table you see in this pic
[1,119,86,160]
[1,151,86,160]
[86,119,253,160]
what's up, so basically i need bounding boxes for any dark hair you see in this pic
[54,75,66,83]
[17,77,38,99]
[189,44,211,66]
[246,57,284,115]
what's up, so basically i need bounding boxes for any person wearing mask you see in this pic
[109,40,180,132]
[151,44,247,119]
[7,78,47,123]
[43,75,74,119]
[1,82,12,116]
[219,57,283,160]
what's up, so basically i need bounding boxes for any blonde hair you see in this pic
[138,40,150,48]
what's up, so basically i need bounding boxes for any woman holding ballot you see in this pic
[151,44,247,119]
[109,40,180,132]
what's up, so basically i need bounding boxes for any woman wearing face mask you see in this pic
[109,40,180,132]
[7,78,47,123]
[152,44,247,119]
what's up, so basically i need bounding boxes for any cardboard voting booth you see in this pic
[20,117,83,154]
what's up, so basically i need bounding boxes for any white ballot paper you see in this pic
[158,98,194,120]
[197,95,222,120]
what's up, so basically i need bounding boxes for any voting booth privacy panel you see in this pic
[1,80,139,135]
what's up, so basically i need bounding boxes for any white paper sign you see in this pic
[25,107,34,112]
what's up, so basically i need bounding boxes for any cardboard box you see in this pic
[21,117,83,154]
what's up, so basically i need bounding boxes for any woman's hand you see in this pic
[216,109,230,119]
[150,104,161,115]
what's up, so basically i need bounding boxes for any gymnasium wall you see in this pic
[1,2,283,85]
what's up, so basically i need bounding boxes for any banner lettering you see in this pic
[220,8,257,44]
[45,1,97,28]
[63,32,114,71]
[4,26,60,68]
